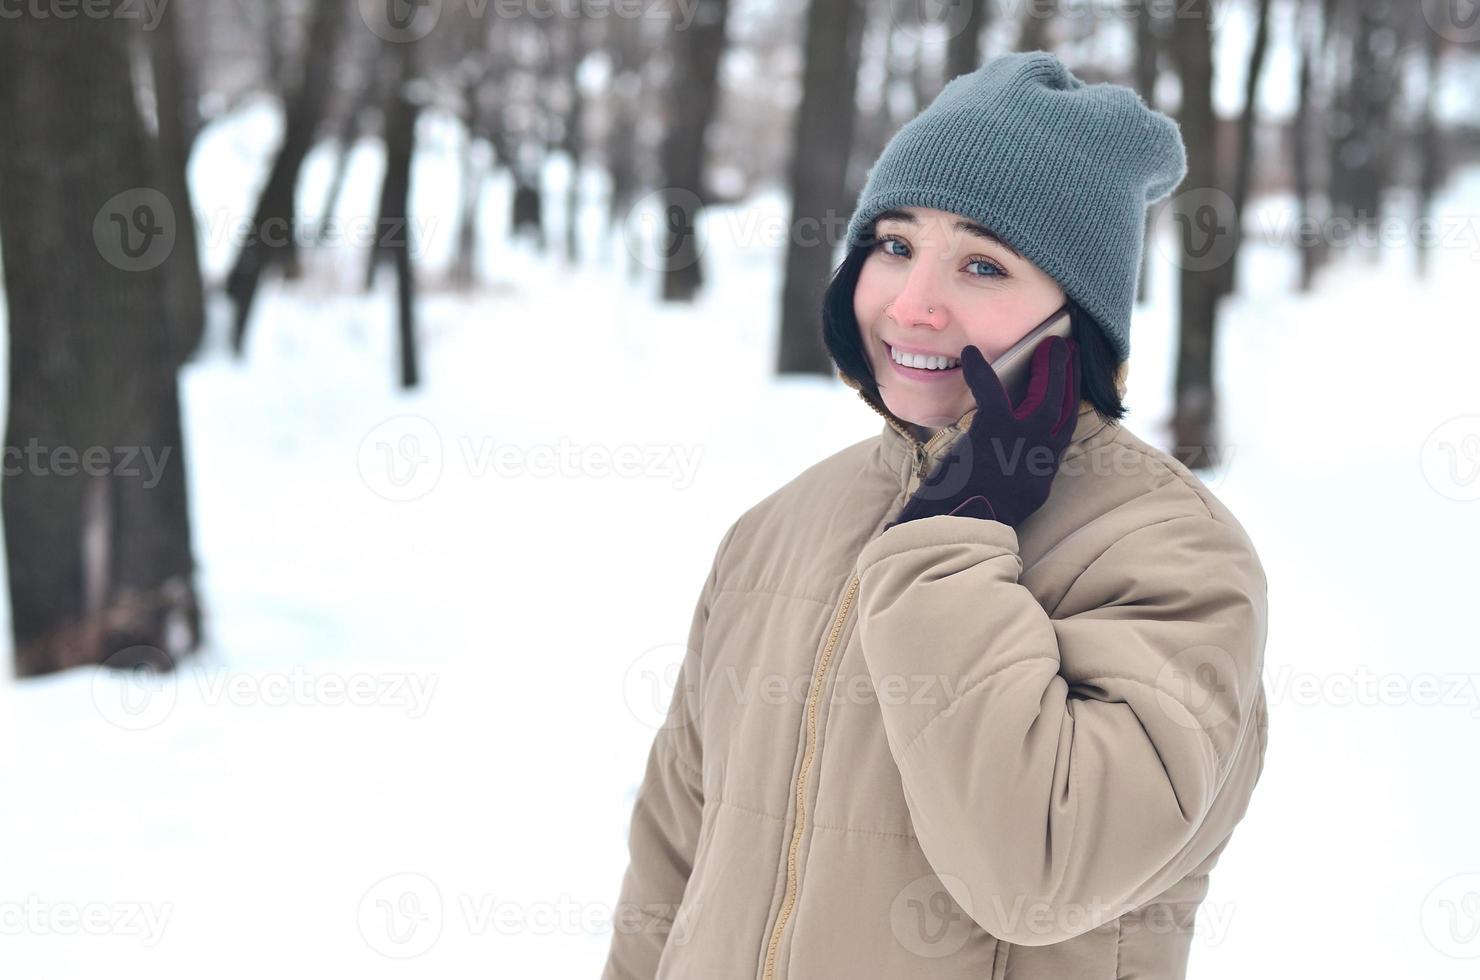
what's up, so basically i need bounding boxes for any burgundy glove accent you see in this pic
[887,335,1080,530]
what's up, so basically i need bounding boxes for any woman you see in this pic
[603,52,1268,980]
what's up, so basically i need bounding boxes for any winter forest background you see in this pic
[2,0,1479,976]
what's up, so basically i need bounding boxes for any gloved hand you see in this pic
[887,334,1081,530]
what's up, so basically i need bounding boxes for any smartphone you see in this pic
[989,305,1073,407]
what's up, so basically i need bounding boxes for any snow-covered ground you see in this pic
[1,98,1479,977]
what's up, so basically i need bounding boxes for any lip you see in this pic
[884,342,963,382]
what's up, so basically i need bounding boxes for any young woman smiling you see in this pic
[603,51,1269,980]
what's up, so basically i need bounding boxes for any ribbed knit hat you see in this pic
[843,50,1187,363]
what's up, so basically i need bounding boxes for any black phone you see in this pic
[989,305,1073,406]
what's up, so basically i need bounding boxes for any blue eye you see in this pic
[876,236,1007,280]
[878,237,909,258]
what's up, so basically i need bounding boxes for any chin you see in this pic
[885,396,964,430]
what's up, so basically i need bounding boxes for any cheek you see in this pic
[853,261,890,327]
[959,297,1039,358]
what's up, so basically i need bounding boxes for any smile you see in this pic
[886,343,962,376]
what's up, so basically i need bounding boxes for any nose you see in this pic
[884,262,945,328]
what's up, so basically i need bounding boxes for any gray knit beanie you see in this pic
[844,50,1187,363]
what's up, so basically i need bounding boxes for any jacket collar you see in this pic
[842,371,1110,488]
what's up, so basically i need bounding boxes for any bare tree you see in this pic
[1169,0,1221,465]
[945,0,992,80]
[0,13,202,676]
[1415,18,1448,279]
[1017,0,1059,51]
[603,13,654,274]
[777,0,870,375]
[1218,0,1273,299]
[849,7,923,206]
[315,70,379,246]
[450,70,493,289]
[911,27,940,108]
[225,0,348,355]
[145,0,207,363]
[1292,0,1328,292]
[365,38,424,389]
[554,20,592,265]
[658,0,732,301]
[1133,0,1165,304]
[1326,0,1407,256]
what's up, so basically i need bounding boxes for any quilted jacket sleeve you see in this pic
[853,503,1268,947]
[601,519,737,980]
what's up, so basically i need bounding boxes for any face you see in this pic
[853,206,1068,430]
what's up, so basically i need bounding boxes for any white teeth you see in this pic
[890,346,960,371]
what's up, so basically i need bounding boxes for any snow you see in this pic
[2,97,1479,977]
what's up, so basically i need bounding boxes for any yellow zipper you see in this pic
[854,387,972,486]
[761,571,860,980]
[758,388,977,978]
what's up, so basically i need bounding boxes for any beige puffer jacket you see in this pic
[602,381,1270,980]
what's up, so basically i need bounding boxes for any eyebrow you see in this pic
[873,208,1022,259]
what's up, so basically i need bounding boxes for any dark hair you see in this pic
[820,240,1127,424]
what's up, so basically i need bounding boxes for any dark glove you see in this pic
[887,334,1081,530]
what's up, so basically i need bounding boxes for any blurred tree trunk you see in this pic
[945,0,990,81]
[0,13,202,677]
[1133,0,1163,304]
[848,14,918,207]
[1327,0,1404,259]
[508,160,547,253]
[1292,0,1327,292]
[260,0,291,101]
[1017,0,1058,51]
[911,29,938,109]
[1169,0,1221,466]
[316,77,377,244]
[451,78,489,290]
[226,0,346,356]
[146,0,206,363]
[1415,23,1446,279]
[658,0,731,302]
[604,15,647,275]
[777,0,869,375]
[366,39,422,390]
[1217,0,1272,300]
[558,23,590,266]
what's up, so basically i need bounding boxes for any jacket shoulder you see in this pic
[1055,420,1264,580]
[714,434,890,587]
[735,434,882,522]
